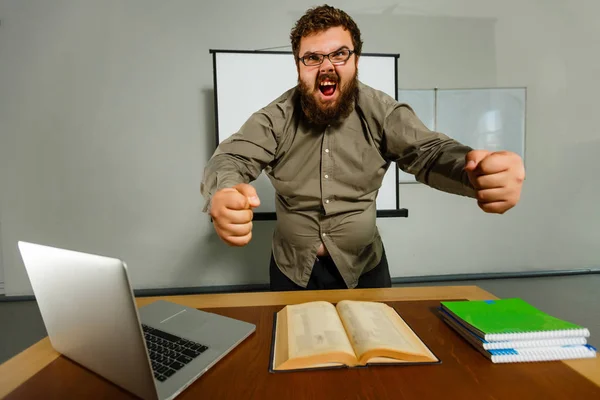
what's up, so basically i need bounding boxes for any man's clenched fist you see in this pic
[210,183,260,246]
[464,150,525,214]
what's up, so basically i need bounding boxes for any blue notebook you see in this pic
[485,346,597,364]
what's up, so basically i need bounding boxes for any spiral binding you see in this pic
[486,328,590,342]
[483,337,587,350]
[490,345,597,363]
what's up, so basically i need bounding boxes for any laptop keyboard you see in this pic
[142,324,209,382]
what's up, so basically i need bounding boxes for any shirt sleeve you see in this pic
[200,109,279,212]
[383,103,477,198]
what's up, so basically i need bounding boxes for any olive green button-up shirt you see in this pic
[201,82,476,288]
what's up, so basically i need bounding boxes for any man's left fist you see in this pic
[464,150,525,214]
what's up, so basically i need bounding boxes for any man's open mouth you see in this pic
[319,80,337,97]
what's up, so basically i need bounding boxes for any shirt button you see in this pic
[325,199,330,204]
[325,149,330,153]
[322,233,327,237]
[324,174,329,179]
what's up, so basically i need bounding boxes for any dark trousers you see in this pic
[269,248,392,291]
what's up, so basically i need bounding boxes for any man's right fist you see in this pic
[209,183,260,246]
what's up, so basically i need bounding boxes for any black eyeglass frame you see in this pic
[297,49,356,66]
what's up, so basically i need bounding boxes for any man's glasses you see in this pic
[298,49,355,66]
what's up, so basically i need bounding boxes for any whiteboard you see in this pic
[397,87,526,183]
[212,50,403,217]
[436,88,526,158]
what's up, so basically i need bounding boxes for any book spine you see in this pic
[490,345,597,364]
[486,328,590,342]
[483,337,587,350]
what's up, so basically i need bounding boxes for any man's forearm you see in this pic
[406,138,477,198]
[418,142,477,198]
[200,154,253,212]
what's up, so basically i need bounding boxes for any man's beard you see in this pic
[298,70,358,126]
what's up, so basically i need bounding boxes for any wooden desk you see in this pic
[1,286,598,399]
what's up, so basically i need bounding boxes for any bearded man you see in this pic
[201,5,525,291]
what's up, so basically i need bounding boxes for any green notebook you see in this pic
[440,298,590,341]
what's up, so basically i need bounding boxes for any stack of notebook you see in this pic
[439,298,597,364]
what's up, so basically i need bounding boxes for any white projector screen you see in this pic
[211,50,405,219]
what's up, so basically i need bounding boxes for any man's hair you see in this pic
[290,5,363,61]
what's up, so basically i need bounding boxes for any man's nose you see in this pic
[320,57,335,74]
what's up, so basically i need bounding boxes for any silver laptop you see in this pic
[18,241,256,400]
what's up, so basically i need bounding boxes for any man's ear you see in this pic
[355,55,360,68]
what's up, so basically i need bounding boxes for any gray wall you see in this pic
[1,0,598,295]
[0,221,3,291]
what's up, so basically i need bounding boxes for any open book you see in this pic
[270,300,439,372]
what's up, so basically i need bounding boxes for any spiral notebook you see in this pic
[440,298,591,342]
[439,307,588,350]
[485,345,597,363]
[439,298,596,363]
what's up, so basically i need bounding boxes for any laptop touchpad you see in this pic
[159,309,210,332]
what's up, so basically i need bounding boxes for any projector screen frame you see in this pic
[209,49,408,220]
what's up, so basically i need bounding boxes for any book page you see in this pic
[336,300,437,363]
[286,301,356,360]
